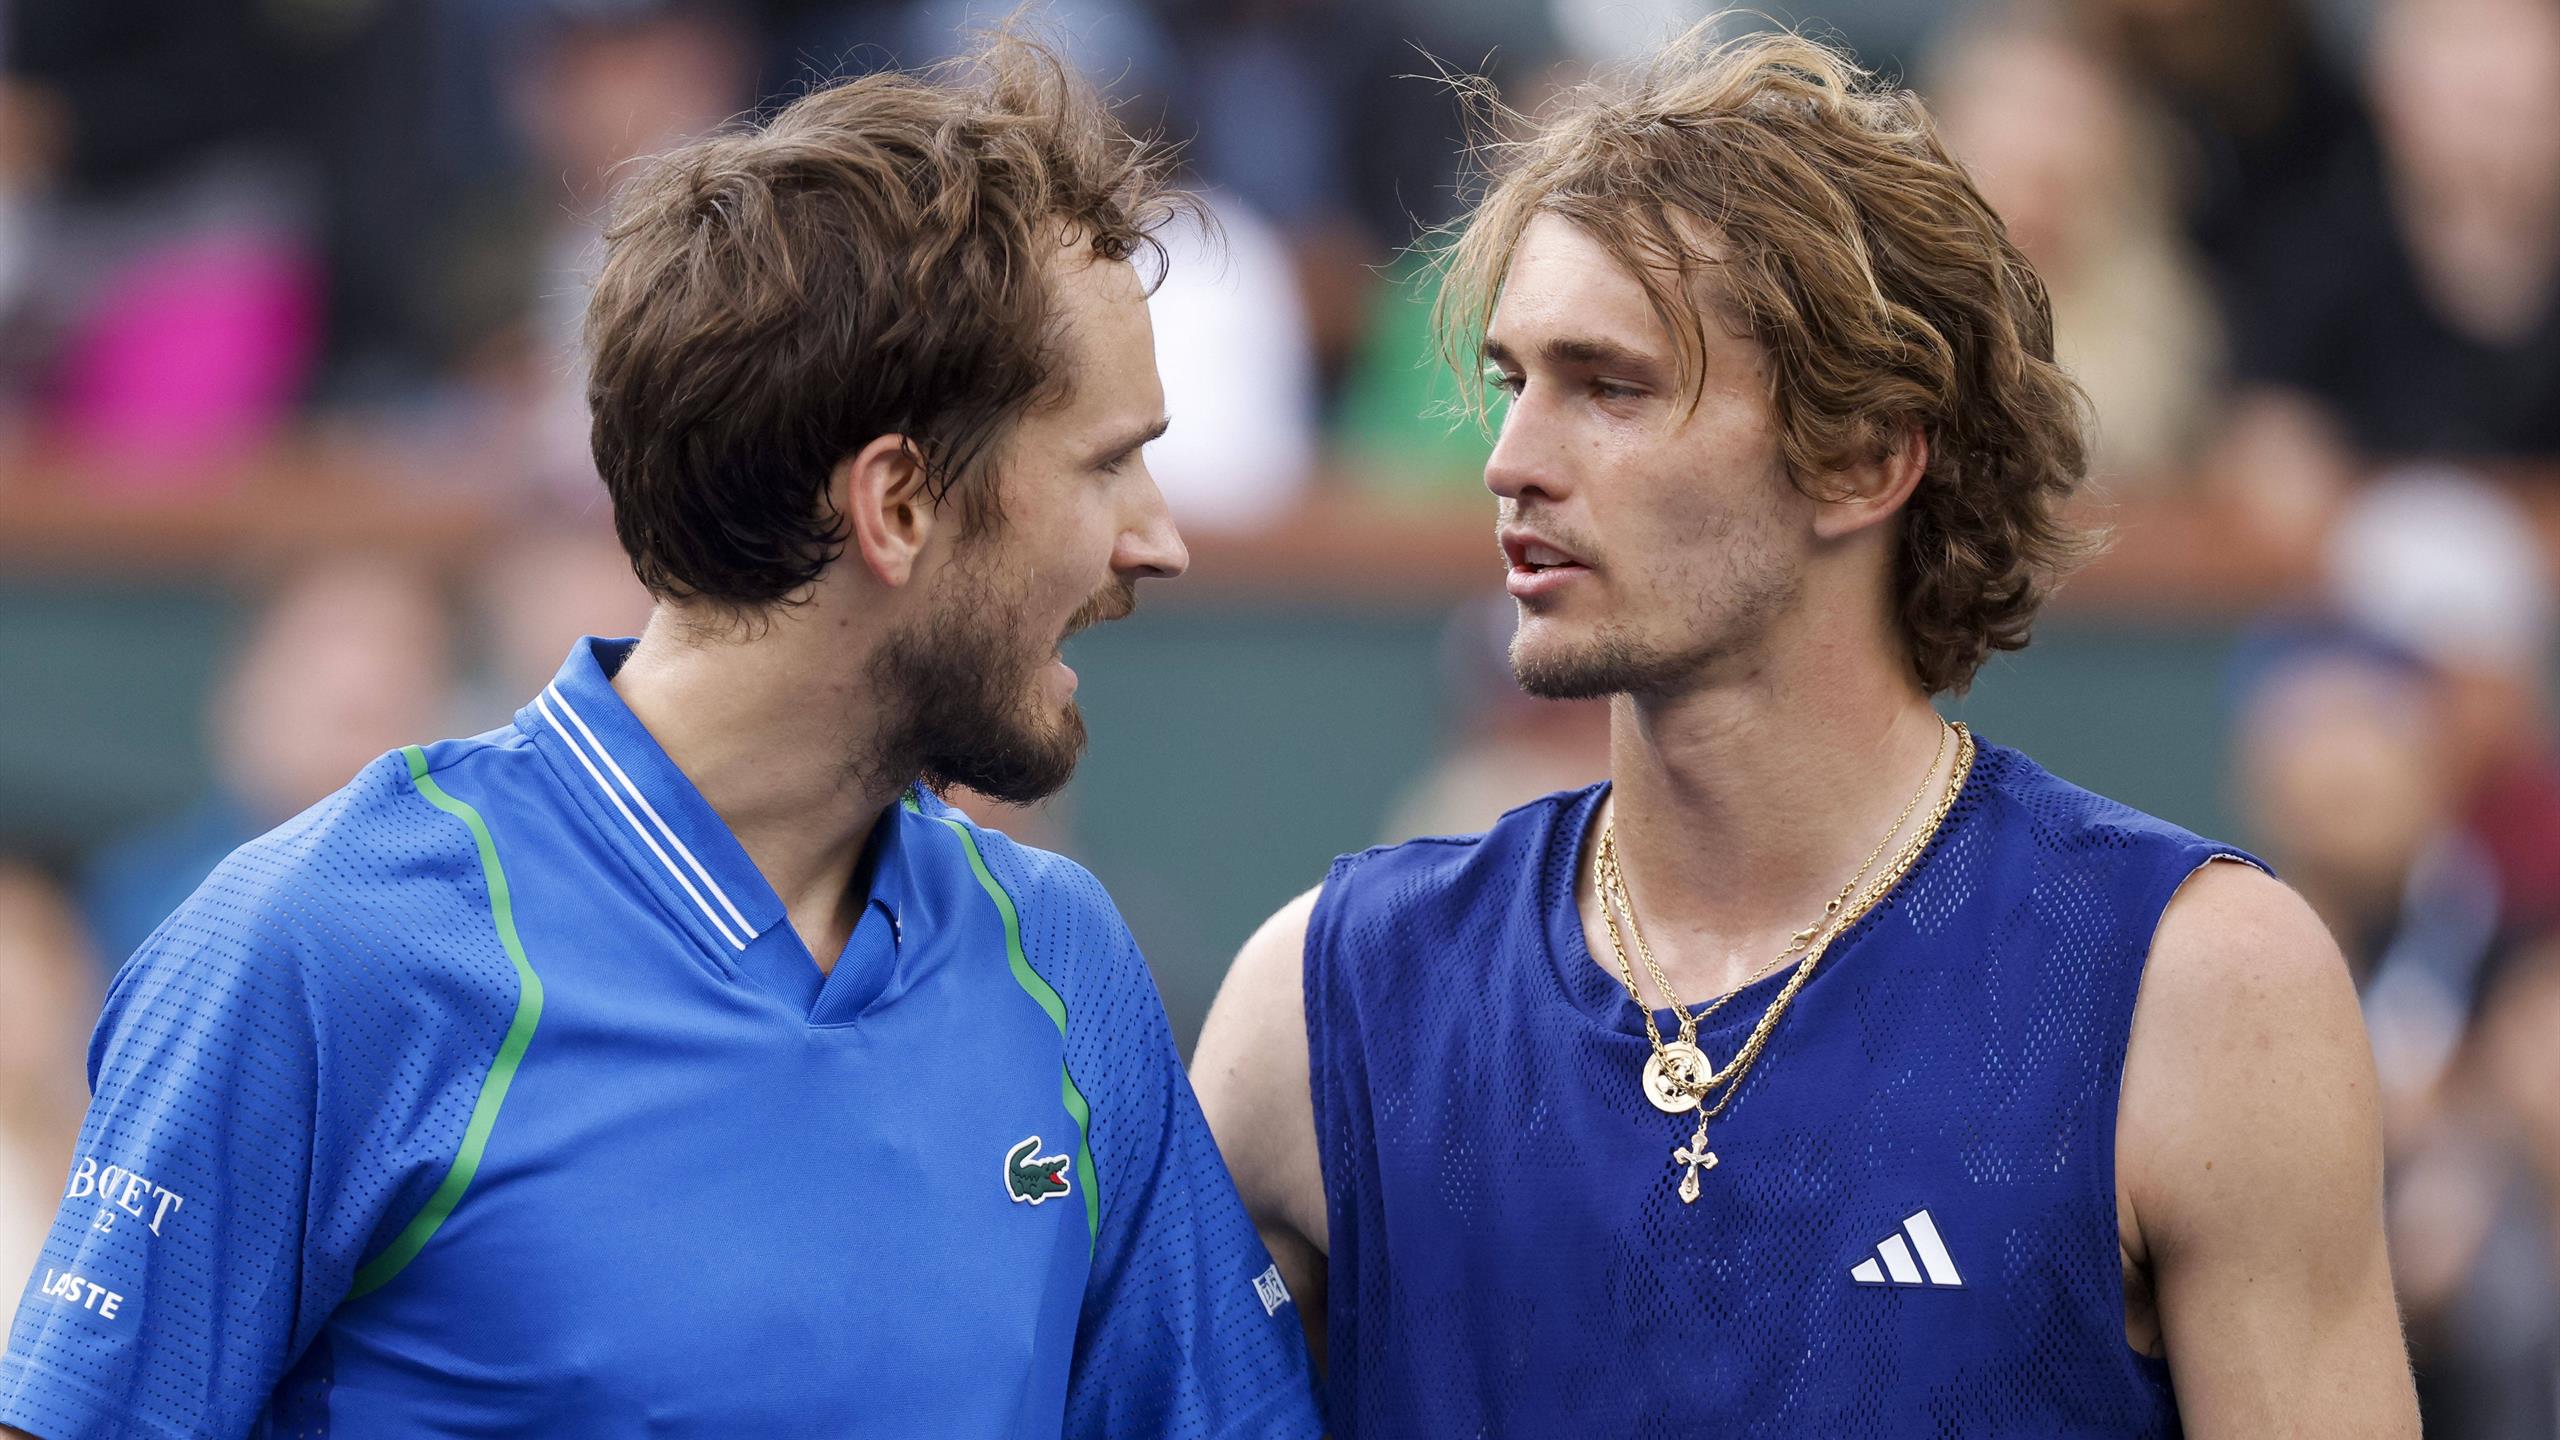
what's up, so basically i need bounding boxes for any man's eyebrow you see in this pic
[1481,334,1664,373]
[1541,335,1663,372]
[1093,415,1171,465]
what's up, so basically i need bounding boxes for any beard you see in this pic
[863,545,1134,806]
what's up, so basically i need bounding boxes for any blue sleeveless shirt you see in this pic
[1305,739,2254,1438]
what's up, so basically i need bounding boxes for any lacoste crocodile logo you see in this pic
[1005,1136,1073,1206]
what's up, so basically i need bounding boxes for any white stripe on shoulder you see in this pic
[545,686,756,937]
[539,688,747,951]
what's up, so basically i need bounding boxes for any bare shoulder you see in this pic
[2137,857,2367,1066]
[2145,857,2355,1008]
[1192,886,1327,1248]
[2120,858,2416,1437]
[2122,857,2376,1244]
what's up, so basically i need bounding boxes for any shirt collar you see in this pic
[518,638,932,1021]
[518,636,783,956]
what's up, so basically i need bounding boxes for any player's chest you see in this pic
[1357,976,2132,1368]
[327,956,1096,1432]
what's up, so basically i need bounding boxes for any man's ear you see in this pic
[1812,424,1929,542]
[837,434,941,587]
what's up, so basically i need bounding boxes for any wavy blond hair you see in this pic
[1438,27,2096,694]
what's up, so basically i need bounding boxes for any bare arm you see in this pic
[1192,886,1329,1367]
[2119,860,2419,1438]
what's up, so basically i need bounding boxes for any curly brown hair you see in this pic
[586,29,1188,609]
[1438,27,2096,695]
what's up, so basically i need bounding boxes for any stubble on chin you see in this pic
[1511,624,1692,700]
[1508,558,1797,702]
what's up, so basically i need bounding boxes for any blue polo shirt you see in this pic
[1,638,1320,1440]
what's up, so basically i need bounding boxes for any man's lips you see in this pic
[1500,528,1589,572]
[1501,528,1592,598]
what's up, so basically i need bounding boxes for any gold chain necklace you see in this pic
[1595,721,1975,1202]
[1593,720,1950,1113]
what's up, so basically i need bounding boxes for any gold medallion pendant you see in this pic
[1641,1041,1713,1114]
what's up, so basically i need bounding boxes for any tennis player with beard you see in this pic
[1195,29,2419,1440]
[1,37,1319,1440]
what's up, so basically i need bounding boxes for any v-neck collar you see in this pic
[518,636,923,1021]
[1544,746,1996,1043]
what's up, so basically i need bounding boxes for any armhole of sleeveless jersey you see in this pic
[1301,853,1367,1238]
[2104,845,2267,1366]
[344,745,549,1300]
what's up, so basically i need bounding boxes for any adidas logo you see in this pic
[1849,1209,1965,1288]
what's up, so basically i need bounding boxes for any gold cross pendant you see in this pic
[1672,1119,1717,1204]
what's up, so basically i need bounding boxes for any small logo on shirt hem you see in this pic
[1252,1264,1292,1317]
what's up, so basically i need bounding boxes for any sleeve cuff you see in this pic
[1205,1383,1327,1440]
[0,1353,199,1440]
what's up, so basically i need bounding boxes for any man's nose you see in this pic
[1119,474,1189,580]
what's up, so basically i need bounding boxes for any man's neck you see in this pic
[1596,634,1951,997]
[610,609,901,973]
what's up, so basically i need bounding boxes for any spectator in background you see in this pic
[1927,5,2223,486]
[462,524,656,732]
[2070,0,2381,532]
[497,0,754,502]
[2265,469,2560,1439]
[2229,620,2500,1144]
[1166,0,1560,394]
[1142,193,1321,532]
[0,862,92,1301]
[79,556,455,969]
[2226,614,2560,1440]
[2392,932,2560,1439]
[2225,0,2560,468]
[1168,0,1412,386]
[3,0,325,478]
[864,0,1324,530]
[2329,470,2560,947]
[2072,0,2378,351]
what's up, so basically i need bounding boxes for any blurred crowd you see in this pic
[4,0,2560,1431]
[8,0,2550,513]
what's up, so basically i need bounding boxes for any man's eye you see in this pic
[1593,380,1644,402]
[1486,370,1524,396]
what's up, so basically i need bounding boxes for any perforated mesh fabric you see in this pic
[1308,739,2248,1439]
[1,749,521,1440]
[969,824,1323,1440]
